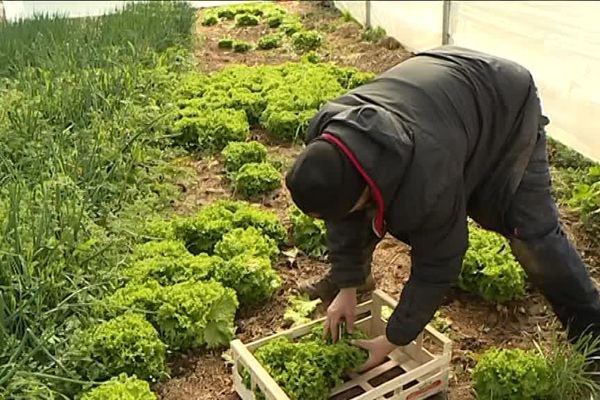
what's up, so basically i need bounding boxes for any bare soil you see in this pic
[156,2,598,399]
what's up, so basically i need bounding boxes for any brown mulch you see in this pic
[156,2,598,400]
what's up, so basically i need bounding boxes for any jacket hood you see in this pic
[306,101,415,234]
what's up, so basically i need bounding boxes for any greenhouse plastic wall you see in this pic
[335,1,600,162]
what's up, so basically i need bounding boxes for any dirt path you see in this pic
[156,2,598,399]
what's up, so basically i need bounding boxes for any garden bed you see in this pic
[155,2,599,400]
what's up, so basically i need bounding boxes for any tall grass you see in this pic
[0,2,195,397]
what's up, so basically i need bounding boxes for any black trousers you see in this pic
[504,124,600,341]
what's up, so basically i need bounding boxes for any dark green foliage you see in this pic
[173,108,250,152]
[361,26,386,42]
[235,13,260,27]
[80,374,156,400]
[215,227,279,260]
[258,33,283,50]
[266,14,285,28]
[567,166,600,236]
[68,312,167,382]
[303,51,321,64]
[291,30,324,52]
[233,40,253,53]
[548,137,596,170]
[473,348,550,399]
[202,14,219,26]
[218,38,234,49]
[279,20,304,36]
[459,223,526,303]
[244,325,367,400]
[547,137,599,243]
[289,206,327,257]
[1,375,56,400]
[99,281,238,351]
[544,333,600,399]
[234,162,282,198]
[221,141,268,173]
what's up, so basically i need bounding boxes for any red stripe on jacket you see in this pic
[321,133,385,238]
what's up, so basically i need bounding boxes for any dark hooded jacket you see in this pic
[305,45,545,345]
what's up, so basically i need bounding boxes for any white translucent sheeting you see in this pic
[450,1,600,162]
[334,1,600,161]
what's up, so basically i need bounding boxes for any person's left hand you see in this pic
[352,335,398,372]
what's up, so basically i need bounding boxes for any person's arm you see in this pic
[325,209,381,288]
[386,187,468,346]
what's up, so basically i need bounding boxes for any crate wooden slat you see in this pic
[231,290,452,400]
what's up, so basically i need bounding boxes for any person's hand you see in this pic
[323,287,357,342]
[352,335,398,372]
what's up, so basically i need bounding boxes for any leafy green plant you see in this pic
[235,13,260,27]
[459,224,526,303]
[173,200,286,254]
[284,294,322,327]
[266,14,285,28]
[361,26,386,42]
[80,374,156,400]
[218,38,234,49]
[174,201,238,254]
[99,281,238,351]
[124,253,218,285]
[213,3,285,20]
[568,166,600,233]
[473,348,551,399]
[130,239,189,261]
[215,254,281,306]
[201,14,219,26]
[68,312,167,382]
[173,108,250,152]
[234,162,282,198]
[230,203,288,245]
[291,30,324,52]
[260,108,317,142]
[221,141,268,173]
[341,10,357,23]
[279,20,303,36]
[233,40,253,53]
[258,33,283,50]
[141,218,177,241]
[289,206,327,258]
[156,281,238,350]
[245,325,367,400]
[302,51,321,64]
[215,227,279,260]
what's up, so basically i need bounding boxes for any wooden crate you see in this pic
[230,290,452,400]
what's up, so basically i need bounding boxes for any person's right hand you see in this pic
[323,287,357,342]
